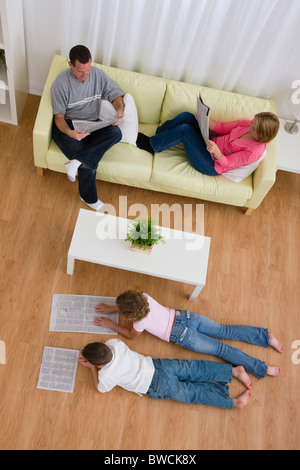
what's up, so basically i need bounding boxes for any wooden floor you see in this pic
[0,95,299,450]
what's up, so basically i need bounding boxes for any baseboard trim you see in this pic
[28,84,43,96]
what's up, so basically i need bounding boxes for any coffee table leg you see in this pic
[67,255,75,275]
[189,284,203,301]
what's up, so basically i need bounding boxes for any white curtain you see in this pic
[60,0,300,116]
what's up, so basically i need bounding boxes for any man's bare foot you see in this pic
[267,365,281,376]
[232,366,253,390]
[269,332,284,353]
[233,390,252,409]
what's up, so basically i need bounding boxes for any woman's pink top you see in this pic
[212,120,266,174]
[133,294,175,342]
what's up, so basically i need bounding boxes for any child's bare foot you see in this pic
[232,366,253,390]
[269,332,284,353]
[233,390,252,409]
[267,365,281,376]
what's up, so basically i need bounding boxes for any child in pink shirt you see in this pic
[94,290,283,381]
[130,293,175,341]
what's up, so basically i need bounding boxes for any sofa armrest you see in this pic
[33,55,69,170]
[33,91,54,170]
[245,138,277,210]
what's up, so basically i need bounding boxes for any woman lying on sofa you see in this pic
[136,111,279,176]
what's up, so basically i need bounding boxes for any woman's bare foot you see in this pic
[267,365,281,376]
[232,366,253,390]
[233,390,252,409]
[269,332,284,353]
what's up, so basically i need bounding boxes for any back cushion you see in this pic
[96,64,166,124]
[199,86,274,122]
[160,81,201,123]
[161,80,275,124]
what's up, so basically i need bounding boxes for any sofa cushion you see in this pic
[99,93,139,146]
[151,146,253,206]
[160,80,274,124]
[47,140,153,183]
[222,151,266,183]
[95,64,166,124]
[97,142,153,182]
[160,81,201,123]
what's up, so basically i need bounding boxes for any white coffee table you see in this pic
[67,209,211,301]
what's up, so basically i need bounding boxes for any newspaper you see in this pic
[37,346,79,393]
[196,93,213,158]
[72,117,122,133]
[49,294,118,334]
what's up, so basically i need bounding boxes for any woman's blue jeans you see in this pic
[147,358,233,409]
[150,112,218,175]
[52,120,122,203]
[170,310,269,379]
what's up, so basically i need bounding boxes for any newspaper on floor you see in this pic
[49,294,118,334]
[72,117,122,133]
[196,93,213,158]
[37,346,79,393]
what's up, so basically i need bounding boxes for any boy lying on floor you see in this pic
[78,339,252,410]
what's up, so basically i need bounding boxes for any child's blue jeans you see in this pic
[170,310,269,379]
[147,358,233,409]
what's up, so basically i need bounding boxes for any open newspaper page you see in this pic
[37,347,79,393]
[49,294,118,334]
[196,94,213,158]
[72,117,120,133]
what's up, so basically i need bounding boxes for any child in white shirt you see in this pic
[78,338,252,410]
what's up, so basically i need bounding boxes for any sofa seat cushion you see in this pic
[151,146,253,206]
[47,140,69,172]
[47,139,153,183]
[97,142,153,181]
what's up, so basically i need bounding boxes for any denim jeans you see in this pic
[147,358,233,409]
[169,310,269,379]
[52,120,122,203]
[150,112,218,175]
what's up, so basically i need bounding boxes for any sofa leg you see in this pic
[36,167,44,176]
[244,208,254,216]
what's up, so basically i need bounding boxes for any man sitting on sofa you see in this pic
[51,45,124,211]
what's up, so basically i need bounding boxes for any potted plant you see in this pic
[0,49,7,70]
[125,217,165,254]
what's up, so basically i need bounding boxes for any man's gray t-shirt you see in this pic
[51,66,123,121]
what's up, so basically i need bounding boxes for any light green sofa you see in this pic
[33,55,277,213]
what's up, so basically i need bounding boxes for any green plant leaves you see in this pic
[125,217,165,249]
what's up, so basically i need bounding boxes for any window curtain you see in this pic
[60,0,300,116]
